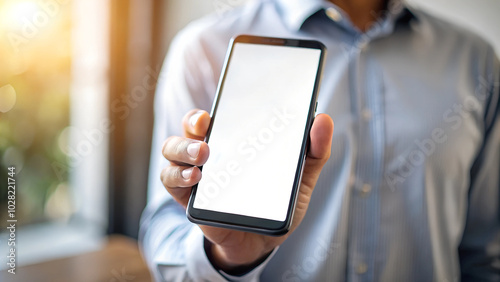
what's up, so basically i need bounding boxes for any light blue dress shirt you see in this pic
[139,0,500,281]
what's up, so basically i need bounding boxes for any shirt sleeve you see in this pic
[458,50,500,281]
[138,23,274,282]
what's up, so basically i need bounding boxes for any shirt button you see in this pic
[348,174,356,187]
[356,262,368,274]
[326,7,342,22]
[361,108,372,121]
[359,40,369,52]
[360,184,371,197]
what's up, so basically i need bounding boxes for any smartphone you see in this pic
[186,35,326,235]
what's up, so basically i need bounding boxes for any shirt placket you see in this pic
[346,33,385,282]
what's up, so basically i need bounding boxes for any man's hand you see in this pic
[161,109,334,274]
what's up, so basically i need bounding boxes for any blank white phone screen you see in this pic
[193,42,321,221]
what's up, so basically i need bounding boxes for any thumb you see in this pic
[302,114,334,188]
[308,114,334,160]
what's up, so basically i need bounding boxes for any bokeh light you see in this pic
[0,0,73,225]
[0,84,17,113]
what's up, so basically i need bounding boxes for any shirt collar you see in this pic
[275,0,326,31]
[275,0,416,32]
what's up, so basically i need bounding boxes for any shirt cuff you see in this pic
[186,227,278,282]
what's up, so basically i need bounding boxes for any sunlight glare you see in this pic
[0,1,39,30]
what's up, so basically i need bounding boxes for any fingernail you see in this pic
[182,167,193,179]
[189,111,204,127]
[187,142,201,158]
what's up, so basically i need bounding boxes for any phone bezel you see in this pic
[186,34,326,236]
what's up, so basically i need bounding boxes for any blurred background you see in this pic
[0,0,498,281]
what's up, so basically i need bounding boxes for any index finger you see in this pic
[182,109,211,140]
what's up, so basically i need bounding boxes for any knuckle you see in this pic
[163,136,176,154]
[173,140,187,156]
[161,166,179,187]
[163,136,187,160]
[160,167,168,186]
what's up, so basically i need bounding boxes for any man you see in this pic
[139,0,500,281]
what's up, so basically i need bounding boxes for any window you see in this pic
[0,0,72,227]
[0,0,108,266]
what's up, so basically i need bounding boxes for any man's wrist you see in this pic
[203,237,273,276]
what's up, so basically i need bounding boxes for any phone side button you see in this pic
[315,101,318,112]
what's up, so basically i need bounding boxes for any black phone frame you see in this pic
[186,34,326,236]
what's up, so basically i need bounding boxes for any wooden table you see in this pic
[0,235,152,282]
